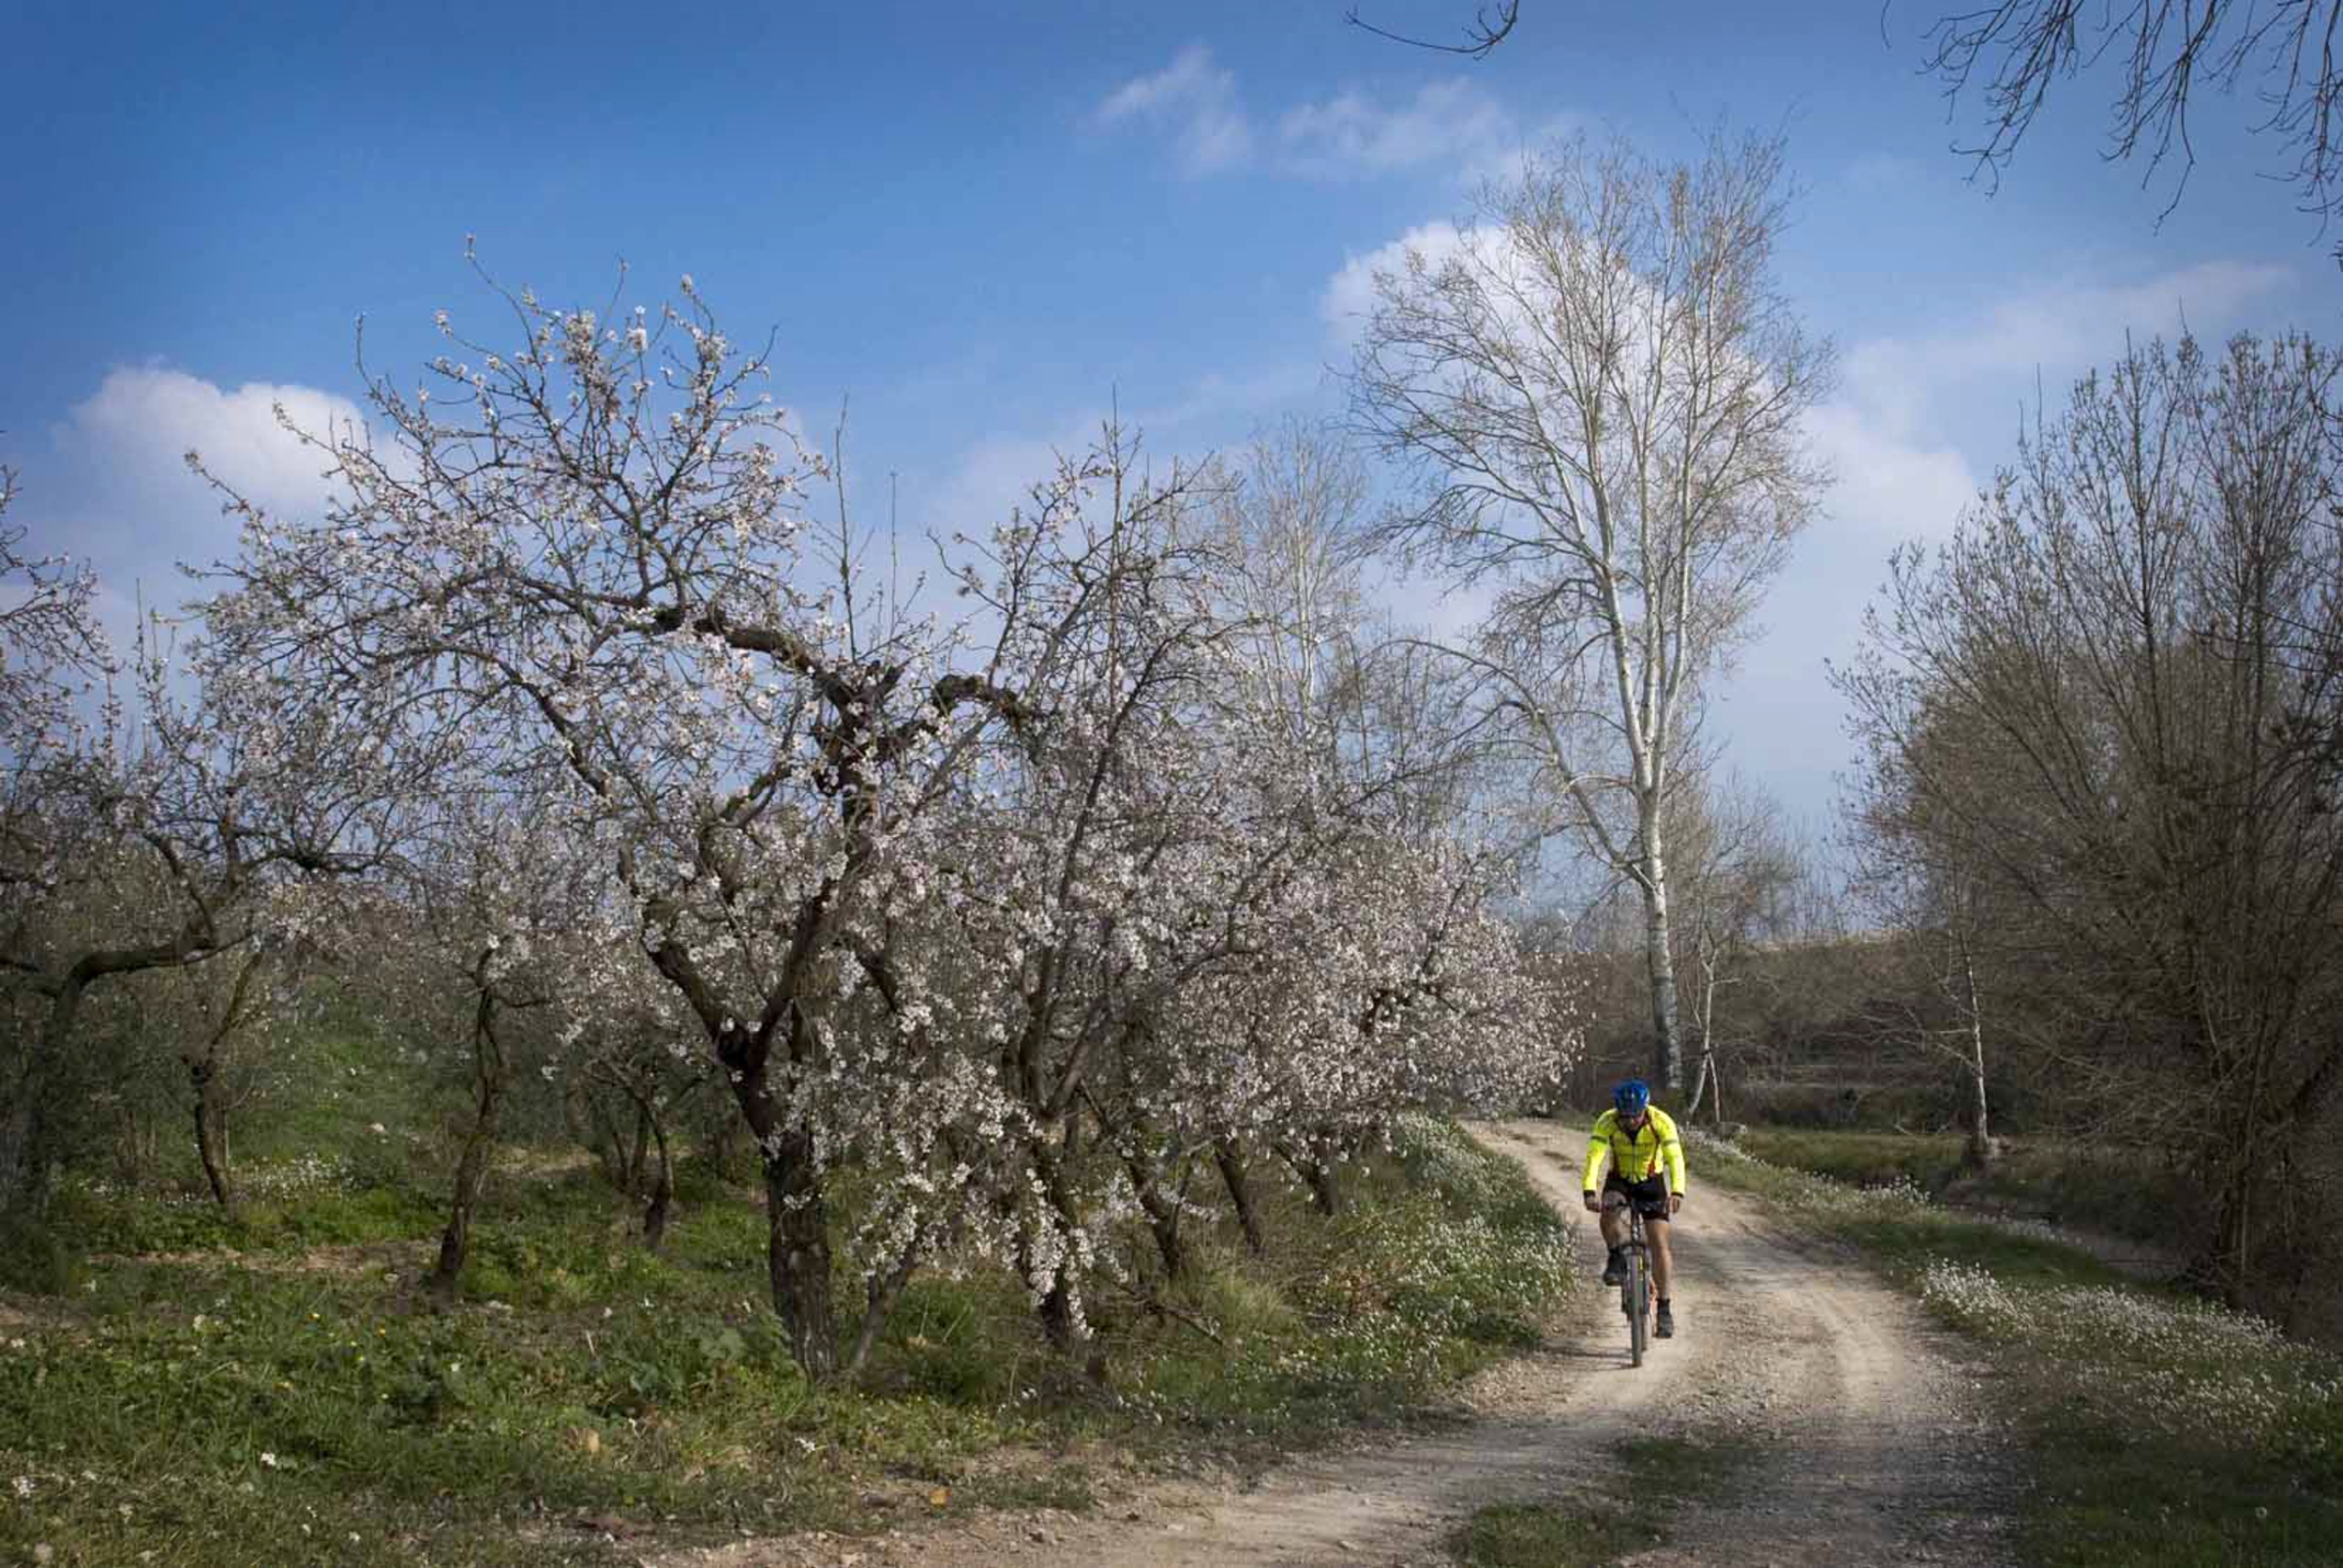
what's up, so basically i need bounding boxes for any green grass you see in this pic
[1455,1501,1621,1567]
[1452,1429,1766,1567]
[1697,1131,2128,1289]
[1733,1125,2195,1248]
[0,1113,1575,1566]
[1613,1429,1767,1497]
[1698,1128,2343,1567]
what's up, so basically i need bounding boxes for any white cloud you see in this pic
[58,366,363,527]
[1321,220,1470,338]
[1096,45,1253,176]
[1677,398,1980,821]
[1278,78,1515,177]
[1844,260,2295,418]
[1710,257,2293,818]
[1803,403,1977,546]
[1375,559,1495,642]
[1097,52,1559,186]
[16,366,366,638]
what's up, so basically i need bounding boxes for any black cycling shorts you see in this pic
[1604,1172,1672,1222]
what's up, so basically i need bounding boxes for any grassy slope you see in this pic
[0,1114,1572,1567]
[1697,1130,2343,1568]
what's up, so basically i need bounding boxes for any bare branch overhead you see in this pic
[1346,0,1522,58]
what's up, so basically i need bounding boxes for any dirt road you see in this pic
[667,1120,2020,1568]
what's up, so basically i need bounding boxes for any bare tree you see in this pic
[1839,331,2343,1307]
[1347,127,1834,1088]
[1204,419,1374,776]
[1670,774,1803,1125]
[1920,0,2343,220]
[1842,697,2017,1168]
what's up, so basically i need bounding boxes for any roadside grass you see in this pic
[1454,1501,1618,1567]
[1732,1125,2194,1248]
[1452,1429,1766,1568]
[1696,1129,2343,1567]
[0,1113,1573,1566]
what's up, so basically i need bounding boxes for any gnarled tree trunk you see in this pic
[189,1059,231,1211]
[429,978,506,1309]
[722,1023,840,1378]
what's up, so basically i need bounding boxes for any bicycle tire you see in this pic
[1626,1243,1648,1366]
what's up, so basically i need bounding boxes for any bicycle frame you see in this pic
[1603,1192,1653,1367]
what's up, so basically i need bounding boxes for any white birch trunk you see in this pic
[1644,837,1683,1090]
[1958,933,1994,1168]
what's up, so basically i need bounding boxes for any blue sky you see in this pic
[6,0,2335,828]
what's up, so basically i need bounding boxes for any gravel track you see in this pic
[657,1120,2021,1568]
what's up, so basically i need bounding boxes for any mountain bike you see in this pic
[1603,1191,1653,1366]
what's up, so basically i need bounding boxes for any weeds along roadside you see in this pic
[1690,1128,2343,1567]
[0,1113,1572,1568]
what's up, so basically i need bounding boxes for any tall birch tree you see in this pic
[1347,128,1832,1087]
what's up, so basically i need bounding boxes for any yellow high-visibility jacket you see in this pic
[1582,1106,1686,1196]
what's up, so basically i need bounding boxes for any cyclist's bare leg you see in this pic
[1598,1203,1628,1250]
[1647,1216,1674,1300]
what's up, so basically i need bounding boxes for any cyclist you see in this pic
[1581,1078,1685,1338]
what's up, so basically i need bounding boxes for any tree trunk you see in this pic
[1686,950,1724,1124]
[625,1101,650,1195]
[581,1088,624,1187]
[1957,939,1995,1170]
[2207,1161,2254,1310]
[1125,1151,1187,1278]
[0,983,91,1219]
[187,950,264,1214]
[703,1108,752,1184]
[428,989,505,1309]
[640,1105,674,1251]
[760,1126,840,1377]
[719,1021,843,1379]
[1275,1134,1343,1217]
[112,1099,156,1187]
[1215,1137,1266,1255]
[1030,1121,1094,1353]
[1643,849,1683,1089]
[1034,1271,1080,1351]
[1686,1050,1713,1122]
[847,1240,923,1376]
[188,1057,232,1212]
[0,1085,49,1220]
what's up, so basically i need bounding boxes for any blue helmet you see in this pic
[1613,1079,1651,1117]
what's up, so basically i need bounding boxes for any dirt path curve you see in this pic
[664,1121,2020,1568]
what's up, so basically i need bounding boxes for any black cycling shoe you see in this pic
[1601,1248,1626,1286]
[1655,1306,1675,1338]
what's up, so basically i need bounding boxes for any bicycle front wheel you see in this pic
[1626,1247,1648,1367]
